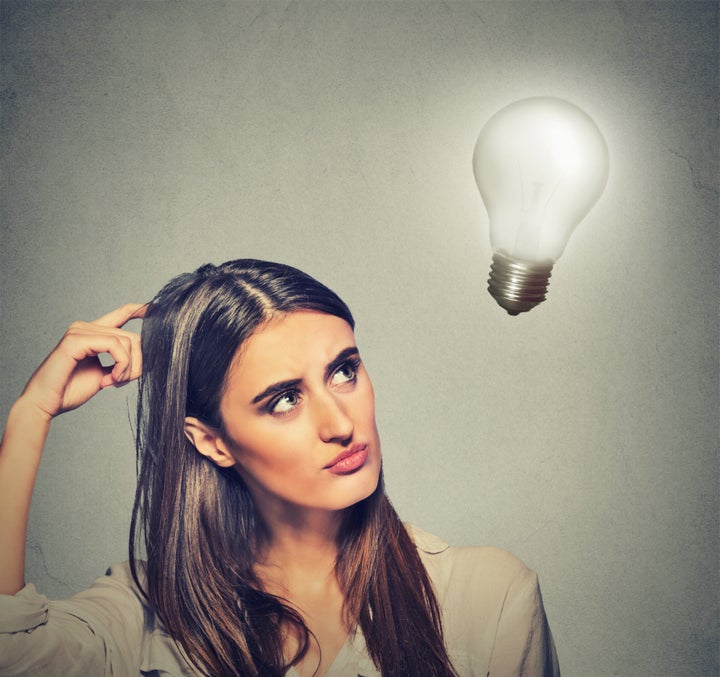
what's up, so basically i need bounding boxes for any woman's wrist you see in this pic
[8,394,54,424]
[1,397,53,461]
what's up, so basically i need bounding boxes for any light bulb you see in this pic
[473,96,609,315]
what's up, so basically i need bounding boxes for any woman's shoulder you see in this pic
[77,560,150,611]
[103,560,146,589]
[407,522,532,582]
[0,560,197,677]
[83,562,198,675]
[406,522,542,621]
[406,524,560,676]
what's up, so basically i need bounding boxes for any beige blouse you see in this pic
[0,526,560,676]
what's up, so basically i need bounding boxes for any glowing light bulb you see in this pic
[473,96,609,315]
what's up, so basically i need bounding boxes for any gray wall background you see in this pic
[1,1,717,675]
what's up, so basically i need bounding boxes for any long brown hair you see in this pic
[129,259,458,676]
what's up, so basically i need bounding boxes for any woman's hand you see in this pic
[0,303,146,594]
[0,303,147,593]
[20,303,147,420]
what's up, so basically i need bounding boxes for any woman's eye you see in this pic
[331,359,360,386]
[268,391,300,415]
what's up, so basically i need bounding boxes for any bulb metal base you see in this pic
[488,252,554,316]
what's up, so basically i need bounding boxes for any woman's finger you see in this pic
[62,319,143,386]
[92,302,149,328]
[127,327,143,381]
[101,337,142,389]
[109,331,142,385]
[63,332,131,376]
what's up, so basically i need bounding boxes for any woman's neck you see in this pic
[263,518,340,572]
[252,498,344,580]
[255,512,350,677]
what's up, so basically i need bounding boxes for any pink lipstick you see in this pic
[324,444,368,475]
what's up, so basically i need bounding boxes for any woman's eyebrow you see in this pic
[251,378,302,405]
[325,346,360,381]
[250,347,360,405]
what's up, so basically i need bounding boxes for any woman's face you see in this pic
[217,310,381,518]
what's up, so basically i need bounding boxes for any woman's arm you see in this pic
[0,303,146,594]
[488,565,561,676]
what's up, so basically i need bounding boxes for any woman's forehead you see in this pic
[229,311,356,379]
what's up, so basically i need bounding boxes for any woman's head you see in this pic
[132,259,380,563]
[141,259,355,432]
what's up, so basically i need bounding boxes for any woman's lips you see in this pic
[324,444,368,475]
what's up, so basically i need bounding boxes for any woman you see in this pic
[0,259,559,676]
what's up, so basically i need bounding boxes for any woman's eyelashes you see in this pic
[330,356,361,386]
[264,357,362,417]
[266,389,301,416]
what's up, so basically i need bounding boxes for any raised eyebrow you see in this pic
[325,346,361,381]
[251,347,360,404]
[251,378,302,405]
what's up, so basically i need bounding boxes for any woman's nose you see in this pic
[316,392,354,443]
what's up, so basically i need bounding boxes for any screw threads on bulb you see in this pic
[488,252,554,316]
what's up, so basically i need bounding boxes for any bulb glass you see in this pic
[474,97,609,264]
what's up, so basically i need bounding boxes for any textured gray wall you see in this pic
[1,2,717,675]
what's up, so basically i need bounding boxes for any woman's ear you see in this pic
[183,417,236,468]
